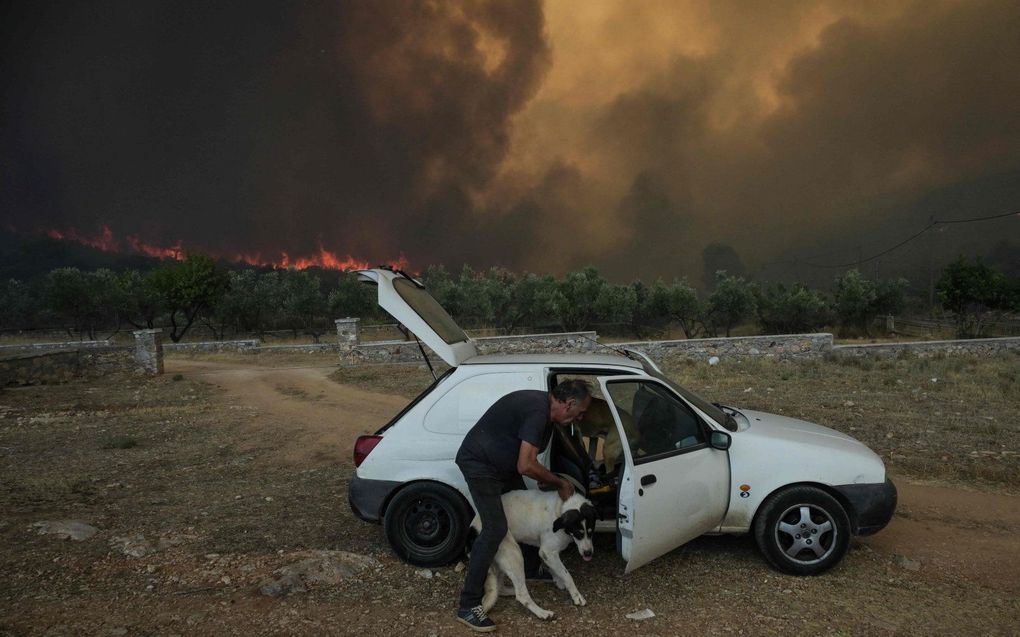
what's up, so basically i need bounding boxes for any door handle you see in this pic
[640,475,657,486]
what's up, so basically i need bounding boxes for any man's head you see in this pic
[550,379,592,425]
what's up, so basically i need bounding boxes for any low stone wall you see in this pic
[0,346,134,385]
[0,340,115,354]
[0,331,163,386]
[475,332,598,355]
[163,340,261,354]
[345,331,598,365]
[615,333,834,361]
[832,336,1020,358]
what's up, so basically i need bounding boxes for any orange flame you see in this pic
[33,225,411,272]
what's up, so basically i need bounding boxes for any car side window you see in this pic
[605,381,706,462]
[423,372,539,435]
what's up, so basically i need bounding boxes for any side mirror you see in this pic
[709,430,732,451]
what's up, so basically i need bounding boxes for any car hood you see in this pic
[734,408,886,483]
[737,409,860,446]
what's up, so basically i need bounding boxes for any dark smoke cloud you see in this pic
[1,1,550,266]
[2,0,1018,285]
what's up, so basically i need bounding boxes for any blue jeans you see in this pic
[457,474,540,610]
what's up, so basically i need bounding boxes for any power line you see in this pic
[764,209,1018,271]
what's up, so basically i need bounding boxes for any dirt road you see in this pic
[168,359,409,465]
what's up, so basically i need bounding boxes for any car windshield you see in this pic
[641,364,734,431]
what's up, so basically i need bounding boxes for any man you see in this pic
[454,379,592,632]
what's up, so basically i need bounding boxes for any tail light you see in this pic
[354,435,383,467]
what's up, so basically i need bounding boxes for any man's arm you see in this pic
[517,441,574,501]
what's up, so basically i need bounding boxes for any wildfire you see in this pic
[31,225,409,272]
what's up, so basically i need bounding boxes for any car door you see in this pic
[598,375,731,573]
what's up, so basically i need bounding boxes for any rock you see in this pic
[894,554,921,571]
[32,520,99,541]
[625,608,655,620]
[708,356,720,366]
[416,569,433,579]
[454,561,466,573]
[260,572,306,597]
[260,550,381,596]
[110,535,154,558]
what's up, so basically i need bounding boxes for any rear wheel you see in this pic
[753,486,851,575]
[384,482,472,567]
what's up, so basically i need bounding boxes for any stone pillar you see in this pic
[335,318,360,366]
[133,329,164,376]
[885,314,896,334]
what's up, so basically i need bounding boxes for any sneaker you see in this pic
[456,605,496,632]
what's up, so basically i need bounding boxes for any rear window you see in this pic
[393,278,470,345]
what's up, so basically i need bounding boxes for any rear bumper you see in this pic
[348,475,403,523]
[834,478,897,536]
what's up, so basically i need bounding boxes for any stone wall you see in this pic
[0,346,133,385]
[345,331,598,365]
[162,340,261,354]
[615,333,834,361]
[832,336,1020,358]
[0,331,164,386]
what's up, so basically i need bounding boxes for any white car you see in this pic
[348,268,896,575]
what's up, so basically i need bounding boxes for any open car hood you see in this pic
[356,268,478,367]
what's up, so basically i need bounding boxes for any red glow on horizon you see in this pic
[31,225,410,273]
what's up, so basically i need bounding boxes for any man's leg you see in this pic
[459,476,508,612]
[502,476,543,578]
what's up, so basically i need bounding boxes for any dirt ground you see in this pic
[2,354,1019,636]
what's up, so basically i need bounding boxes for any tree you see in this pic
[279,269,327,341]
[506,272,559,333]
[146,254,227,342]
[936,257,1009,338]
[554,266,609,331]
[645,278,702,338]
[833,270,908,337]
[118,270,163,329]
[43,268,123,339]
[705,274,756,337]
[328,271,376,320]
[0,279,42,330]
[756,283,831,334]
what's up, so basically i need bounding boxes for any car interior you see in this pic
[546,369,711,522]
[545,371,631,521]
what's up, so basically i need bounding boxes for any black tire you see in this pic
[753,486,851,575]
[383,482,472,567]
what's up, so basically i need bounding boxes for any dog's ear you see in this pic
[553,510,578,533]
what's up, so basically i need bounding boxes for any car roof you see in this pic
[461,353,645,368]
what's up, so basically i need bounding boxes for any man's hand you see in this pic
[519,441,577,502]
[557,479,575,501]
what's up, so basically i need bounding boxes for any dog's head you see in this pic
[552,499,598,561]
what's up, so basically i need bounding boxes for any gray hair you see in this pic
[551,379,592,403]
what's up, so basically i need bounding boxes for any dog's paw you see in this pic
[535,608,555,621]
[571,592,587,606]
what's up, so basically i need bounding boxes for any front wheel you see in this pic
[753,486,851,575]
[384,482,472,567]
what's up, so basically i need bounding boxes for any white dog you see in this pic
[468,490,597,620]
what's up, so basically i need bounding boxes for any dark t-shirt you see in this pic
[456,390,552,480]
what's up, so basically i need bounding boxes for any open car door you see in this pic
[598,375,731,573]
[356,268,478,367]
